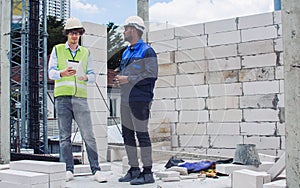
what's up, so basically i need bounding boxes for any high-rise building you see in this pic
[47,0,70,21]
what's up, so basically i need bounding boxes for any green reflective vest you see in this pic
[54,44,89,98]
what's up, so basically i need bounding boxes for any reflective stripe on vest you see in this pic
[54,44,89,98]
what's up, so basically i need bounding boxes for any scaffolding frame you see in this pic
[10,0,48,154]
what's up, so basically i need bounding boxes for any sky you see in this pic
[71,0,275,28]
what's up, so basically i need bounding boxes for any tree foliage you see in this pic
[47,16,66,55]
[107,22,126,70]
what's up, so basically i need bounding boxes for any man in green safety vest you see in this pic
[48,17,107,183]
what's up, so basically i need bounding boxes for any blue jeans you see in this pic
[121,102,153,169]
[55,96,100,174]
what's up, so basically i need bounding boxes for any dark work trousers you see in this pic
[121,101,153,170]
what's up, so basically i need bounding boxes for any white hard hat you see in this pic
[124,16,145,33]
[64,17,84,30]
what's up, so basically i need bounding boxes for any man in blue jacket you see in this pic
[115,15,158,185]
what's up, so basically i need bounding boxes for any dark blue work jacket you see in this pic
[120,39,158,103]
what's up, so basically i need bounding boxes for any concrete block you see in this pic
[207,122,240,135]
[241,123,276,136]
[178,35,207,50]
[243,81,280,95]
[176,73,205,87]
[232,169,271,188]
[175,23,205,37]
[74,164,91,174]
[267,154,285,180]
[180,174,199,180]
[100,163,112,171]
[175,48,205,62]
[216,162,275,175]
[176,123,206,135]
[157,52,174,65]
[205,44,238,59]
[0,164,9,170]
[208,57,241,71]
[82,22,106,37]
[210,109,242,122]
[107,146,126,162]
[82,35,106,50]
[154,87,177,99]
[152,99,176,111]
[209,83,242,97]
[151,40,177,53]
[243,109,279,122]
[0,181,48,188]
[206,96,239,110]
[50,180,66,188]
[161,176,181,182]
[155,75,175,88]
[179,135,210,148]
[159,63,177,76]
[242,53,277,68]
[205,18,237,34]
[49,171,65,181]
[179,110,209,123]
[240,94,276,109]
[9,160,65,173]
[238,40,274,56]
[176,98,205,110]
[263,179,286,188]
[178,60,208,74]
[241,26,278,42]
[239,67,275,82]
[148,28,175,42]
[166,166,188,175]
[155,171,180,179]
[207,70,239,84]
[238,12,273,29]
[208,30,240,46]
[210,136,243,148]
[178,85,209,98]
[244,137,281,150]
[0,169,48,185]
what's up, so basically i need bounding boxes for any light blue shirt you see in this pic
[48,42,96,84]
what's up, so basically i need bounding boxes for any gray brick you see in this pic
[239,67,275,82]
[208,57,241,71]
[241,26,278,42]
[207,70,239,84]
[208,30,241,46]
[238,40,274,56]
[175,23,205,37]
[205,18,237,34]
[238,12,274,29]
[178,35,207,50]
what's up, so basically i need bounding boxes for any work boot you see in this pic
[118,169,140,182]
[130,172,155,185]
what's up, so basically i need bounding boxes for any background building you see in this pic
[47,0,70,21]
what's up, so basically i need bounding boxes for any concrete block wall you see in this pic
[82,22,108,162]
[149,11,284,158]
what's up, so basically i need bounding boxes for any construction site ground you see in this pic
[66,160,231,188]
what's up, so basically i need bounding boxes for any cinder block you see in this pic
[10,160,65,173]
[155,171,180,179]
[216,162,275,175]
[50,180,66,188]
[100,163,112,171]
[74,165,91,174]
[0,169,48,185]
[161,176,181,182]
[232,169,271,188]
[0,164,9,170]
[0,181,48,188]
[263,179,287,188]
